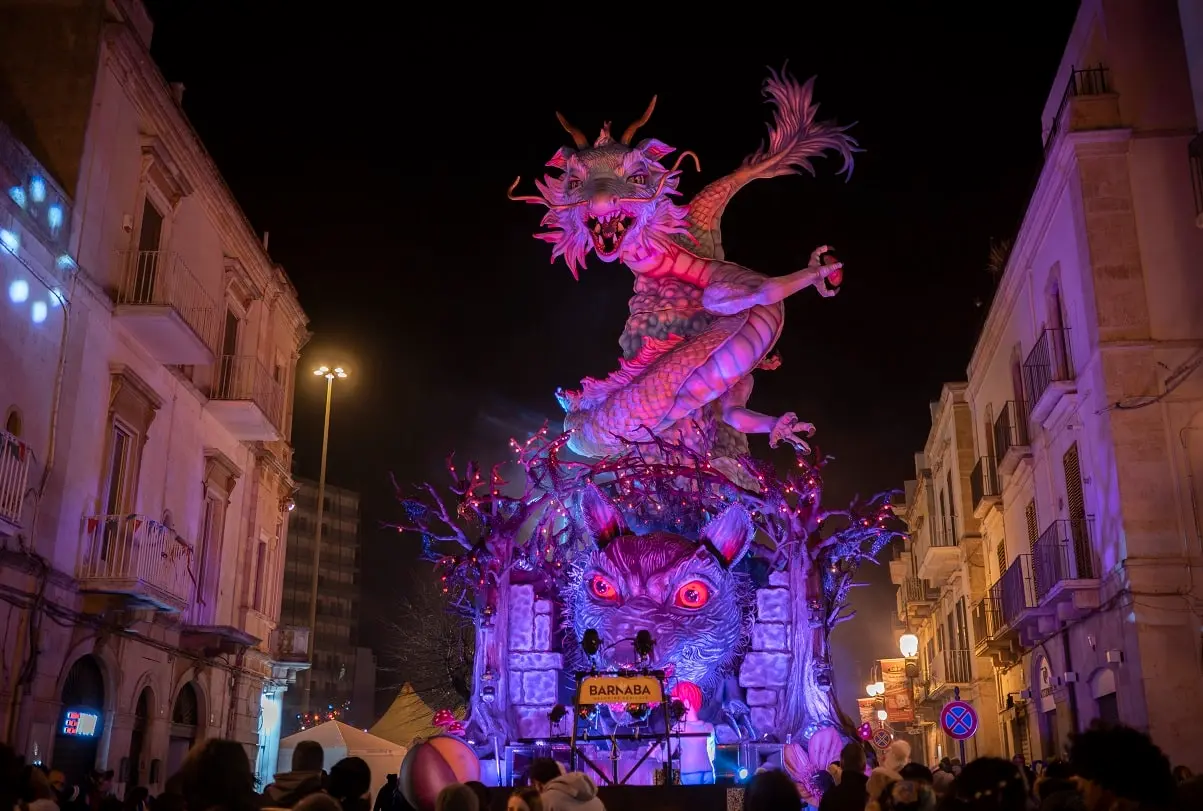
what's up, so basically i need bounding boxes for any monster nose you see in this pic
[591,191,620,212]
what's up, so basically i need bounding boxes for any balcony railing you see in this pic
[970,456,1001,512]
[0,121,72,253]
[1044,65,1111,159]
[114,250,222,356]
[993,401,1030,461]
[994,555,1036,628]
[1032,518,1097,602]
[941,649,972,685]
[972,597,1001,648]
[1190,132,1203,223]
[78,513,192,611]
[211,355,285,433]
[900,576,936,604]
[1023,328,1073,411]
[929,517,957,548]
[0,429,31,528]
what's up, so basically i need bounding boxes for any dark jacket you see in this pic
[819,771,868,811]
[262,771,325,808]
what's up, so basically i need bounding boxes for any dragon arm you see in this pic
[701,246,842,316]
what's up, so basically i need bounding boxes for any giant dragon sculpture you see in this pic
[394,68,901,794]
[508,66,857,486]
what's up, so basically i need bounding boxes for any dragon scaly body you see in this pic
[509,67,858,480]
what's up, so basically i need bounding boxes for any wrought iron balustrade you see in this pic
[970,456,1000,508]
[1023,328,1073,408]
[1032,518,1097,602]
[993,401,1030,460]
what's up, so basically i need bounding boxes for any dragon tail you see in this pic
[742,63,859,180]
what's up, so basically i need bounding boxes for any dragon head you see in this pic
[508,97,698,278]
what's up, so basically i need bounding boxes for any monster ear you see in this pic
[579,484,626,548]
[637,138,675,162]
[546,147,575,171]
[701,503,754,568]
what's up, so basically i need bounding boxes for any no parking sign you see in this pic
[940,700,979,741]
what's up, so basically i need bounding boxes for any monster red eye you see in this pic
[590,574,619,601]
[674,580,710,609]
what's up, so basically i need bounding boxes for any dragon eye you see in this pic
[674,580,710,609]
[567,179,582,191]
[629,174,648,186]
[590,574,619,601]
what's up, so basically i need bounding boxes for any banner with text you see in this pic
[858,698,876,726]
[577,674,664,705]
[880,657,915,724]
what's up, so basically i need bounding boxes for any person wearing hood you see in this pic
[264,741,327,808]
[528,759,604,811]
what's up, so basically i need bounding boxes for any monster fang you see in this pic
[587,210,634,255]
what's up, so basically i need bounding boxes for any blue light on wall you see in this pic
[8,278,29,304]
[61,709,101,737]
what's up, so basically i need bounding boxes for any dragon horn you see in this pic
[556,112,589,148]
[621,95,657,144]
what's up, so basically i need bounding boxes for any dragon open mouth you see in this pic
[587,211,635,256]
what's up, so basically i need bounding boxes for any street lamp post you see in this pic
[301,365,348,721]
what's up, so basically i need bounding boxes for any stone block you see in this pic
[509,584,535,650]
[535,599,553,615]
[756,588,791,622]
[522,670,559,705]
[509,652,564,671]
[738,652,792,688]
[508,673,523,704]
[750,706,776,732]
[768,571,791,588]
[515,705,552,739]
[534,613,552,650]
[752,622,791,651]
[746,688,777,707]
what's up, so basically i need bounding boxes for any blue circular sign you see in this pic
[940,700,978,740]
[872,728,893,749]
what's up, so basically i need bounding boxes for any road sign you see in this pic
[940,700,979,740]
[872,728,893,749]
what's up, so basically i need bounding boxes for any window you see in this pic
[103,366,162,516]
[1096,693,1119,726]
[191,450,239,624]
[103,425,134,516]
[253,540,268,611]
[4,408,21,437]
[996,540,1007,580]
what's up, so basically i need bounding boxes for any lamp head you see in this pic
[313,365,349,380]
[581,628,601,657]
[899,633,920,658]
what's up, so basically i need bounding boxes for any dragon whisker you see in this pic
[615,170,680,204]
[670,150,701,174]
[507,177,587,210]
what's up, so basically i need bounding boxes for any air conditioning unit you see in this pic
[1105,649,1125,664]
[1062,671,1080,683]
[1018,689,1033,700]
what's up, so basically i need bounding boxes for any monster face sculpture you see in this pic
[508,98,696,278]
[566,485,754,695]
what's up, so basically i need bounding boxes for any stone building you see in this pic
[279,479,367,732]
[890,385,1002,764]
[895,0,1203,769]
[0,0,309,791]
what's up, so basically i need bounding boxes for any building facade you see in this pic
[279,479,367,732]
[896,0,1203,769]
[0,0,310,791]
[891,385,1002,764]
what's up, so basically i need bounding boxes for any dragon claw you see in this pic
[770,412,815,453]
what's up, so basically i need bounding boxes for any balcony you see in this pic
[77,514,192,611]
[1043,66,1120,160]
[207,355,285,441]
[993,401,1031,477]
[113,250,221,365]
[970,456,1001,519]
[1190,132,1203,229]
[971,597,1011,665]
[973,556,1036,665]
[0,121,73,255]
[0,429,31,535]
[898,576,938,621]
[1023,328,1075,426]
[269,625,313,682]
[924,649,973,702]
[1028,519,1100,625]
[916,518,959,583]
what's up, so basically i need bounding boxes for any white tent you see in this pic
[278,720,406,797]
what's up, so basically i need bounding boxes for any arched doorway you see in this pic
[167,682,199,777]
[54,655,106,783]
[127,687,153,786]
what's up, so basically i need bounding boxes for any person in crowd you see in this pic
[433,785,478,811]
[22,764,60,811]
[526,759,603,811]
[463,783,491,811]
[373,776,397,811]
[48,771,84,811]
[868,767,904,806]
[900,764,934,786]
[827,761,842,786]
[819,742,869,811]
[1172,774,1202,811]
[264,741,327,808]
[293,796,342,811]
[941,758,1029,811]
[1033,760,1082,811]
[123,786,149,811]
[86,771,117,811]
[150,776,185,811]
[327,757,372,811]
[177,739,262,811]
[873,779,937,811]
[506,787,543,811]
[744,769,802,811]
[1067,724,1175,811]
[882,741,912,774]
[1170,766,1192,785]
[932,759,955,796]
[2,744,23,811]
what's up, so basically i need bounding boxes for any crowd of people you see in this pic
[3,722,1199,811]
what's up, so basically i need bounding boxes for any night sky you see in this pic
[143,3,1080,715]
